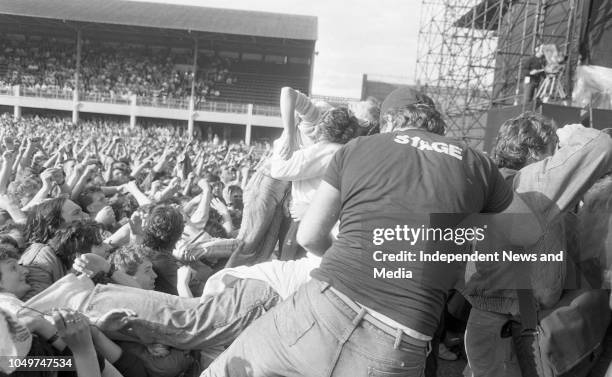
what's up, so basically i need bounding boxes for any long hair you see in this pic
[48,220,103,271]
[24,197,67,244]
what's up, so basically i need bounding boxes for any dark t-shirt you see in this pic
[150,251,179,295]
[311,129,512,336]
[523,56,546,81]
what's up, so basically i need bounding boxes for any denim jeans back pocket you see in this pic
[367,365,424,377]
[273,307,316,347]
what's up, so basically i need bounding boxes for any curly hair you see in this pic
[492,112,558,170]
[382,104,446,135]
[24,197,67,244]
[108,244,153,276]
[317,107,359,144]
[143,205,185,252]
[48,220,103,270]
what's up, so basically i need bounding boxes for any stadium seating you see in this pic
[0,35,308,108]
[212,72,309,106]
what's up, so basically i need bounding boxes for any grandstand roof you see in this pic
[0,0,318,41]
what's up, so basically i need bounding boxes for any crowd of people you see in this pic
[0,82,611,377]
[0,36,236,104]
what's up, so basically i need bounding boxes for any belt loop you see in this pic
[393,328,403,349]
[425,341,432,357]
[352,307,366,326]
[320,281,331,293]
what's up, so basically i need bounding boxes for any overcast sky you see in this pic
[130,0,422,98]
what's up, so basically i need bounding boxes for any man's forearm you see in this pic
[301,235,332,257]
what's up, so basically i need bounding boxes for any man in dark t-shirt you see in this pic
[201,88,513,377]
[523,45,546,105]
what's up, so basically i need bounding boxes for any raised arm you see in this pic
[190,179,212,226]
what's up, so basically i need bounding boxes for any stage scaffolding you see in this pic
[416,0,585,147]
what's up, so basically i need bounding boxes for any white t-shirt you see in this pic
[270,141,342,220]
[202,253,321,300]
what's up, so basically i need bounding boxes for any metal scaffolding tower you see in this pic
[416,0,584,148]
[416,0,500,147]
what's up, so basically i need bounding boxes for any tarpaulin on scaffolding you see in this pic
[573,65,612,110]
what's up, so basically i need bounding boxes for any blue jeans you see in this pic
[202,279,428,377]
[226,164,290,267]
[464,308,521,377]
[79,278,281,350]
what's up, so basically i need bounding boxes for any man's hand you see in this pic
[3,136,15,151]
[186,172,196,183]
[119,181,139,195]
[278,138,296,160]
[167,177,181,191]
[40,168,60,188]
[197,178,210,191]
[94,309,137,333]
[83,164,99,179]
[18,312,49,334]
[210,197,230,218]
[50,309,93,350]
[128,212,144,238]
[2,150,15,164]
[73,253,111,277]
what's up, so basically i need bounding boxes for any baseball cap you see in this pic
[380,87,436,117]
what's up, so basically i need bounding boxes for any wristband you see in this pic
[46,332,60,345]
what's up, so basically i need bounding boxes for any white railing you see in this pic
[0,85,287,123]
[21,87,73,100]
[252,104,281,117]
[198,101,249,114]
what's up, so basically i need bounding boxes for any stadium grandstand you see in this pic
[0,0,317,143]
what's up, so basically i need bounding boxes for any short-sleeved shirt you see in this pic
[311,129,512,336]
